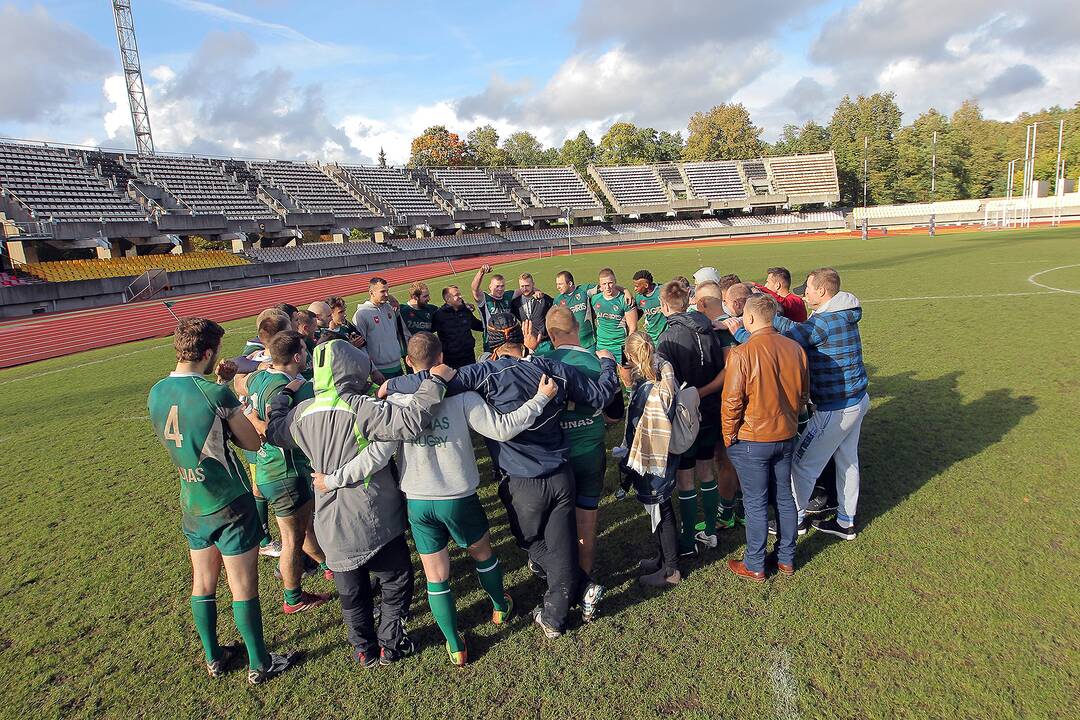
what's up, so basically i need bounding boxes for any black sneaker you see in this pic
[379,636,415,665]
[767,517,810,537]
[804,492,838,517]
[813,518,857,540]
[678,544,700,559]
[354,649,378,669]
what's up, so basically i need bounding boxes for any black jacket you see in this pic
[657,311,725,421]
[431,302,483,368]
[511,292,554,341]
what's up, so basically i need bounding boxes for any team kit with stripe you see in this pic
[148,264,868,679]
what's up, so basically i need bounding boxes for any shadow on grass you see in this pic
[793,366,1036,567]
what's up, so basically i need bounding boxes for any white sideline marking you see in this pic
[1027,263,1080,295]
[0,343,173,385]
[862,291,1057,302]
[769,648,800,720]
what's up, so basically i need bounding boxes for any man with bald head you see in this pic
[311,301,364,348]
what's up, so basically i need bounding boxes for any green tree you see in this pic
[894,109,967,202]
[502,131,546,167]
[772,121,830,155]
[655,130,684,162]
[827,92,903,205]
[409,125,468,167]
[683,104,765,161]
[559,131,598,171]
[465,125,508,167]
[597,122,652,164]
[377,147,387,167]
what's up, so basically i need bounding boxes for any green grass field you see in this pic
[1,228,1078,719]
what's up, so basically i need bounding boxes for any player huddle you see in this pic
[148,261,870,684]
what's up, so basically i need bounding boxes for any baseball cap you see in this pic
[693,267,720,285]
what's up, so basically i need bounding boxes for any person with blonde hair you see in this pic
[619,331,682,588]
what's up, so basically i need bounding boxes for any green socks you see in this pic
[255,496,270,545]
[699,480,718,535]
[678,490,698,550]
[474,557,508,613]
[427,581,464,652]
[191,595,220,664]
[283,586,303,606]
[232,598,271,670]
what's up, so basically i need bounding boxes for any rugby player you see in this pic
[471,264,522,352]
[245,331,333,614]
[592,268,638,362]
[399,281,437,335]
[552,270,598,350]
[148,317,298,684]
[632,269,667,343]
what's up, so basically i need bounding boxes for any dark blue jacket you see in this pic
[386,355,619,477]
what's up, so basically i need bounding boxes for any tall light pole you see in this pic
[112,1,154,155]
[930,130,938,202]
[862,136,869,209]
[565,207,572,256]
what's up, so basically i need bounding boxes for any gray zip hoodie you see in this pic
[326,389,552,500]
[264,339,445,571]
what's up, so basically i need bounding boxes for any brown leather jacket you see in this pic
[721,328,809,445]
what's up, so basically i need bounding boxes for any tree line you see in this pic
[408,94,1080,206]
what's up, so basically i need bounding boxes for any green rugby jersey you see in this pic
[547,346,605,456]
[245,369,315,485]
[634,285,667,343]
[399,303,437,334]
[148,372,250,516]
[480,292,514,351]
[240,339,263,356]
[554,283,597,349]
[592,293,634,353]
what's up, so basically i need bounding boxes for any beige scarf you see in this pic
[627,358,677,477]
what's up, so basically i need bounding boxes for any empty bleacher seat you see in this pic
[244,241,392,263]
[764,153,839,199]
[513,168,603,212]
[682,161,747,201]
[0,142,149,223]
[339,165,444,218]
[593,165,669,208]
[427,168,521,213]
[128,155,277,220]
[250,161,377,216]
[21,251,248,282]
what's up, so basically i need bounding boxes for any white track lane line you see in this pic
[1027,263,1080,295]
[0,343,173,385]
[862,291,1058,302]
[769,648,800,720]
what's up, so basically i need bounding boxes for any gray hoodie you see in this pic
[352,300,409,371]
[264,339,445,571]
[327,389,551,501]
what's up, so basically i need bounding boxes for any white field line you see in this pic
[0,343,173,385]
[862,291,1058,302]
[1027,263,1080,296]
[769,648,800,720]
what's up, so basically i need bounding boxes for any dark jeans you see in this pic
[728,438,797,573]
[653,498,679,575]
[332,534,414,655]
[498,465,584,632]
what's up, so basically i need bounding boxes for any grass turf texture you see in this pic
[1,228,1078,719]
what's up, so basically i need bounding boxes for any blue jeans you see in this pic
[728,438,797,573]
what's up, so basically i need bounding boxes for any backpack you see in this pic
[668,383,701,455]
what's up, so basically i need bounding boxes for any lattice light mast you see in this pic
[112,0,155,155]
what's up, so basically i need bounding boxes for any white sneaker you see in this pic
[258,540,282,558]
[694,531,717,549]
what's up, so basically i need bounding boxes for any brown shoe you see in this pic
[727,559,765,582]
[777,563,794,576]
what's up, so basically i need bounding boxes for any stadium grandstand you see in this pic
[7,136,1080,319]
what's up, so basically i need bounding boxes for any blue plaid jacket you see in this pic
[736,298,868,411]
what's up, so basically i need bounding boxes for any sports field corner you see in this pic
[1,227,1078,719]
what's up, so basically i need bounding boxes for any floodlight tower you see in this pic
[112,0,155,155]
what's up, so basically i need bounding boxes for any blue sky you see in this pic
[1,0,1077,163]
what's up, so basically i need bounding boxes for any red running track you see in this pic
[0,249,548,369]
